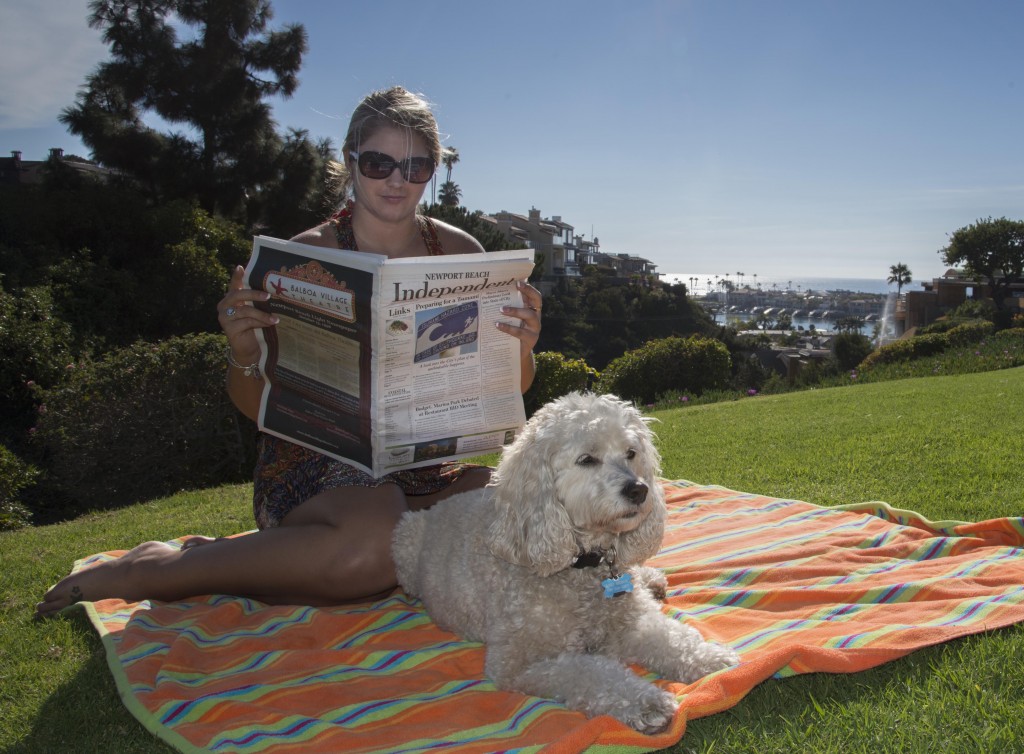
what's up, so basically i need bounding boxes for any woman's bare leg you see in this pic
[35,467,492,618]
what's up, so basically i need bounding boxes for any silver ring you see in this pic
[225,307,236,317]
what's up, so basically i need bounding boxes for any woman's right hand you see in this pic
[218,265,278,365]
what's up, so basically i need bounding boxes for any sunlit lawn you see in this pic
[3,367,1023,753]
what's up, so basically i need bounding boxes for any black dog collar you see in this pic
[570,548,634,598]
[572,551,606,569]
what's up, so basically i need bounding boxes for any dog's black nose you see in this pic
[623,480,648,505]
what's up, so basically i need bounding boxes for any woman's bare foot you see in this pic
[35,540,181,618]
[180,535,224,550]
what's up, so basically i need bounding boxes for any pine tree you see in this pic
[61,0,329,233]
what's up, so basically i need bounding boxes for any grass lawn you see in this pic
[2,367,1023,753]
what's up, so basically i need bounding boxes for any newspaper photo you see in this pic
[243,236,535,477]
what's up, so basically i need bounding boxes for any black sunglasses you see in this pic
[349,150,436,184]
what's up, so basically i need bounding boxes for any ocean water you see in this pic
[662,273,894,297]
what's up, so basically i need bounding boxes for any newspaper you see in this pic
[244,236,535,477]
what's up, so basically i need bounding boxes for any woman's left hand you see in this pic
[497,280,543,356]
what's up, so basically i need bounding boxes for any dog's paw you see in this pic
[672,641,741,684]
[615,686,678,735]
[633,565,668,602]
[696,642,741,677]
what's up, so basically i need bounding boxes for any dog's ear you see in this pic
[615,403,667,566]
[486,407,577,576]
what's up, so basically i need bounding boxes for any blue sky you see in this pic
[2,0,1022,282]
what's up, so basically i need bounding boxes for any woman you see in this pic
[37,87,541,616]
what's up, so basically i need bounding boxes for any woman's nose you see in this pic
[384,164,408,186]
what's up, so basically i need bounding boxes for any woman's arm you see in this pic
[218,265,277,422]
[220,223,337,421]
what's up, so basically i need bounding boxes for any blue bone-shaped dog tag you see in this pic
[602,572,633,598]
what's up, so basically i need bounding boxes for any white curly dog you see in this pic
[392,392,739,733]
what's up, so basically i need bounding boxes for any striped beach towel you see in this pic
[74,481,1024,753]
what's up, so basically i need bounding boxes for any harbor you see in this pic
[662,273,894,338]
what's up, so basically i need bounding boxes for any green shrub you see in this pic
[31,333,257,519]
[596,335,731,404]
[0,283,75,441]
[920,301,998,336]
[919,317,993,337]
[44,248,141,351]
[731,353,772,393]
[918,318,962,335]
[140,203,249,338]
[832,332,874,371]
[524,351,599,415]
[853,327,1024,383]
[860,320,996,371]
[3,194,248,352]
[945,320,995,346]
[0,444,38,530]
[951,298,997,321]
[860,333,945,369]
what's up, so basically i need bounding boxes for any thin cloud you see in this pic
[0,0,107,129]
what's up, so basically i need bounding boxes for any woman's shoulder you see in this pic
[290,222,340,248]
[429,218,486,255]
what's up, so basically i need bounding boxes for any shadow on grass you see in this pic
[9,613,176,754]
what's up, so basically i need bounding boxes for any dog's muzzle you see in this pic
[622,480,648,505]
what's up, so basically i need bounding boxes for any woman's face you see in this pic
[351,125,434,223]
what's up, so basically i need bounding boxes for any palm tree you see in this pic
[887,263,912,296]
[442,147,460,184]
[438,180,461,207]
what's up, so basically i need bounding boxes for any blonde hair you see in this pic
[327,86,443,203]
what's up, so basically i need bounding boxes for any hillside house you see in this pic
[897,269,1024,334]
[488,206,658,290]
[1,149,113,186]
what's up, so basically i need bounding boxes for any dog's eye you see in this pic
[625,448,636,460]
[575,454,598,466]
